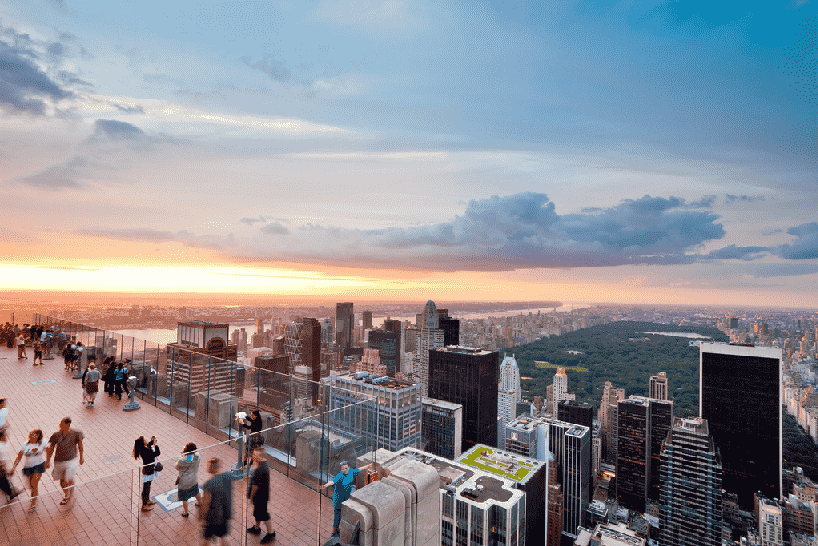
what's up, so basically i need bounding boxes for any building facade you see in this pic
[650,371,669,401]
[368,329,400,378]
[335,302,354,356]
[700,343,782,509]
[422,397,464,460]
[659,418,723,546]
[429,346,499,452]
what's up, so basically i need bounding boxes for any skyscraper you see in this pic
[558,400,594,504]
[616,397,649,513]
[368,329,399,377]
[498,353,521,447]
[659,417,722,546]
[429,346,499,452]
[421,397,463,459]
[550,368,575,416]
[649,371,669,401]
[335,302,354,356]
[700,343,782,510]
[616,396,673,512]
[416,300,443,396]
[362,310,372,330]
[598,381,625,463]
[439,316,460,346]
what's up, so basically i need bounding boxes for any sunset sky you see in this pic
[1,0,816,306]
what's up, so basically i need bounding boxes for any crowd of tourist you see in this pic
[0,321,282,545]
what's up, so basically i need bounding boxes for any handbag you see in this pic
[154,461,164,472]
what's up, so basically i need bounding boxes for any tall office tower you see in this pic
[729,316,739,329]
[598,381,625,463]
[545,419,592,539]
[429,346,499,452]
[401,324,418,376]
[700,343,782,510]
[416,301,444,395]
[648,399,673,502]
[616,397,649,513]
[550,368,575,416]
[368,329,399,377]
[254,317,264,334]
[335,302,354,356]
[558,400,595,505]
[616,396,673,513]
[329,374,421,451]
[362,310,372,330]
[421,397,463,459]
[498,353,522,448]
[383,318,402,373]
[650,371,669,401]
[659,418,723,546]
[439,316,460,346]
[320,318,334,347]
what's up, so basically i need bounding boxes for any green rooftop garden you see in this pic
[459,447,535,482]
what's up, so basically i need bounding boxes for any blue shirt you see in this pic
[331,468,360,506]
[115,367,128,381]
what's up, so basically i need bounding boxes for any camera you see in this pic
[235,411,247,421]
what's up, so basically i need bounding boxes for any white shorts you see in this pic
[52,458,79,482]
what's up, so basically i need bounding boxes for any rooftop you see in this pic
[0,324,338,546]
[457,444,544,484]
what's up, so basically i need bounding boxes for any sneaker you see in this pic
[141,505,153,511]
[247,527,261,535]
[260,532,276,544]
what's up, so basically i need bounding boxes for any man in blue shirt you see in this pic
[321,460,384,538]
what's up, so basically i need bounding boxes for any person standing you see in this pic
[0,398,8,435]
[16,333,26,359]
[175,442,202,517]
[133,436,160,511]
[114,361,130,400]
[32,339,44,366]
[246,447,275,544]
[44,417,84,505]
[200,458,232,546]
[320,460,377,538]
[102,357,116,397]
[238,410,264,465]
[9,429,46,512]
[84,362,101,407]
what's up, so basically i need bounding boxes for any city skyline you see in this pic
[1,0,816,307]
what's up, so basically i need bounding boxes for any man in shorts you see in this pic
[246,447,275,544]
[200,457,232,546]
[45,417,84,505]
[83,362,101,407]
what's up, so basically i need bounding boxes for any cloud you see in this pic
[235,193,728,271]
[112,103,144,114]
[725,194,766,203]
[75,228,236,251]
[241,55,349,95]
[704,245,770,261]
[259,222,290,235]
[777,223,818,260]
[17,155,91,190]
[92,119,145,140]
[0,37,74,114]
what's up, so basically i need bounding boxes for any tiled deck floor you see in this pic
[0,344,334,546]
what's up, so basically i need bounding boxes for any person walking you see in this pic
[63,343,74,371]
[44,417,84,505]
[9,429,46,512]
[133,435,161,511]
[246,447,275,544]
[84,362,101,407]
[114,361,130,400]
[200,458,232,546]
[175,442,201,517]
[320,460,377,539]
[0,430,20,505]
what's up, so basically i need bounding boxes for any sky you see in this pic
[0,0,816,306]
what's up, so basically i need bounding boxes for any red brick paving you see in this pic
[0,343,335,546]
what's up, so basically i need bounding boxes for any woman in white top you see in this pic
[10,429,46,511]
